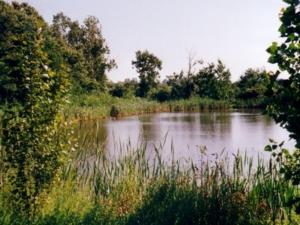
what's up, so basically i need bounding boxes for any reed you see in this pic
[63,93,231,120]
[0,121,299,225]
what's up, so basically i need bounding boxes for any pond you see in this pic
[76,110,295,162]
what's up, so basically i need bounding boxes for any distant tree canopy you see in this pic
[266,0,300,148]
[192,60,233,100]
[109,78,138,98]
[163,60,233,101]
[166,71,191,99]
[0,0,287,110]
[0,0,276,106]
[51,12,116,92]
[236,69,271,100]
[233,68,272,107]
[132,50,162,97]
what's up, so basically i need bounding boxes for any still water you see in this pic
[76,110,295,161]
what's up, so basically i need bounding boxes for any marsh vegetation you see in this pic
[0,0,299,224]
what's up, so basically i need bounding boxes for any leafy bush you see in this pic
[0,1,70,217]
[149,85,172,102]
[266,0,300,148]
[110,105,120,118]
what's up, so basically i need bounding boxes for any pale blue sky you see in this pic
[17,0,284,81]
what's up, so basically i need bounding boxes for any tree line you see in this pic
[0,1,279,108]
[112,52,273,108]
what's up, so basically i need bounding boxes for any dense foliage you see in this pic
[109,78,138,98]
[266,0,300,185]
[110,55,272,106]
[51,12,116,92]
[0,1,274,107]
[192,60,233,100]
[165,60,233,101]
[236,69,271,99]
[0,1,70,217]
[234,68,272,108]
[132,50,162,97]
[0,1,277,107]
[266,0,300,147]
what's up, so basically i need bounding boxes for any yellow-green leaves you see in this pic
[0,1,70,218]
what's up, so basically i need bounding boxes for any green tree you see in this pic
[132,50,162,97]
[193,60,233,100]
[109,78,138,98]
[50,13,90,92]
[266,0,300,147]
[51,13,116,92]
[235,68,272,107]
[166,71,191,99]
[237,69,271,99]
[81,16,116,91]
[149,84,172,102]
[166,55,200,100]
[0,1,70,216]
[266,0,300,185]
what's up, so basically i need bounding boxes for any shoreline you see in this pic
[63,94,266,122]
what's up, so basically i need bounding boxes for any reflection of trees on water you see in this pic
[178,114,197,123]
[73,111,293,163]
[216,113,231,135]
[198,112,231,138]
[159,113,196,123]
[138,115,167,161]
[262,114,273,127]
[242,114,260,124]
[180,114,198,133]
[166,114,198,138]
[75,120,108,152]
[199,113,216,134]
[139,115,160,145]
[238,110,272,127]
[241,112,274,134]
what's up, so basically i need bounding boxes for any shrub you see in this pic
[150,85,172,102]
[110,105,120,118]
[0,1,70,217]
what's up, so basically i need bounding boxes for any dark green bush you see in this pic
[0,1,70,217]
[150,85,172,102]
[110,105,120,118]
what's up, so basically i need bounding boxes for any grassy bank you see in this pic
[64,94,231,120]
[1,128,299,225]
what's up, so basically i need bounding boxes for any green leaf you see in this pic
[267,42,278,54]
[264,145,272,152]
[288,33,295,41]
[282,149,290,155]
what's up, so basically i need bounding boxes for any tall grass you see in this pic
[168,97,229,112]
[64,93,231,120]
[0,121,299,224]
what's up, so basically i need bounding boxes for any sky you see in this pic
[14,0,285,82]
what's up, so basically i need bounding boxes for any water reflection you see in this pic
[139,115,159,143]
[198,112,231,138]
[75,120,107,148]
[75,111,295,161]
